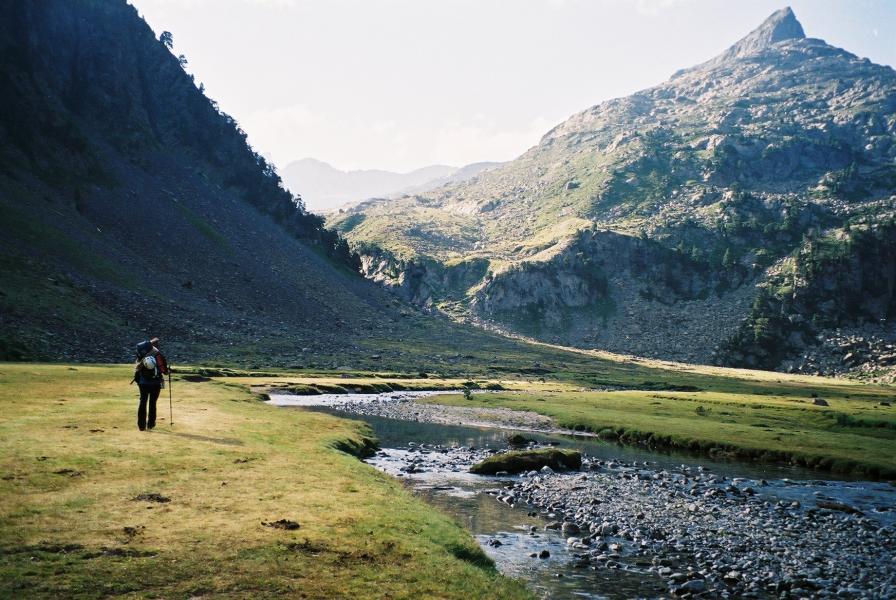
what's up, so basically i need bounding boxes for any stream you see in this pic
[268,391,896,599]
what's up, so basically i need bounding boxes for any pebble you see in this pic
[351,401,894,599]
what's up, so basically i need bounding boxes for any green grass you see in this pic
[0,363,531,599]
[423,386,896,479]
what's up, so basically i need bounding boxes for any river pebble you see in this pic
[513,457,896,598]
[369,442,895,598]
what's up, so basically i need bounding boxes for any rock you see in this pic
[561,522,581,535]
[816,500,862,515]
[539,549,550,559]
[470,448,581,475]
[724,570,741,583]
[680,579,706,593]
[506,433,532,446]
[813,398,830,406]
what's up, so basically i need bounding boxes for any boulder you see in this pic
[470,449,582,475]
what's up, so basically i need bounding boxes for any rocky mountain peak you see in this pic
[731,7,805,55]
[682,7,806,75]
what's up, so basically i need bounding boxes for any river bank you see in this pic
[268,387,896,480]
[369,432,895,599]
[270,392,896,599]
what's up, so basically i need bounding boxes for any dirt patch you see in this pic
[262,519,300,530]
[133,493,171,503]
[83,547,157,559]
[122,525,145,541]
[285,539,325,554]
[53,469,82,477]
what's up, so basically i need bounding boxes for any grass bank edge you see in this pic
[423,390,896,481]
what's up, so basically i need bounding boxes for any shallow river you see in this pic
[268,392,895,599]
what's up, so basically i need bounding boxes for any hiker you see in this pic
[134,337,168,431]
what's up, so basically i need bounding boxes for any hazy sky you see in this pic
[131,0,895,173]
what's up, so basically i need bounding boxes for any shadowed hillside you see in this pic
[0,0,516,367]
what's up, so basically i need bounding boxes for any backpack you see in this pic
[132,341,159,383]
[136,340,153,359]
[138,355,158,379]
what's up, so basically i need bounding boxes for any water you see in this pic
[267,392,896,598]
[368,447,668,599]
[268,391,870,481]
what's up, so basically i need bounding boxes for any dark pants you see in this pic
[138,384,161,430]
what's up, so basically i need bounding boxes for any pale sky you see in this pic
[131,0,895,173]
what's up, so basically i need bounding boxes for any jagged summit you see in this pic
[681,7,806,74]
[730,7,806,55]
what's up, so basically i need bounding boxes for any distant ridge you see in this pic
[282,158,500,213]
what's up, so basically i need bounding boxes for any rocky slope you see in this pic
[0,0,522,367]
[330,8,896,377]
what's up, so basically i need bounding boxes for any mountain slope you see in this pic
[0,0,521,368]
[281,159,500,213]
[329,8,896,377]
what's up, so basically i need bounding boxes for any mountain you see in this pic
[0,0,522,368]
[281,158,499,212]
[329,8,896,378]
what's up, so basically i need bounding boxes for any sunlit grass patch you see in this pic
[0,363,532,599]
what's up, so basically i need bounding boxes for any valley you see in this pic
[1,2,894,599]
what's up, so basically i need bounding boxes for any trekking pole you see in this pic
[168,366,174,426]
